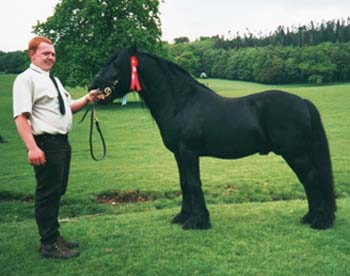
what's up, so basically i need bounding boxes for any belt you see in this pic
[34,133,68,140]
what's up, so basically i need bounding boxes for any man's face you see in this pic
[29,42,56,71]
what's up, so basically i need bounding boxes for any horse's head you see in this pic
[88,47,135,102]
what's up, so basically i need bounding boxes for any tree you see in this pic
[33,0,162,86]
[174,50,200,75]
[299,43,336,84]
[174,36,190,44]
[0,51,28,73]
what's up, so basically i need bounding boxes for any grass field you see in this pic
[1,74,349,275]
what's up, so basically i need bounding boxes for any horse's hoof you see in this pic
[171,212,190,225]
[181,215,211,230]
[310,213,335,230]
[301,210,335,230]
[300,212,314,225]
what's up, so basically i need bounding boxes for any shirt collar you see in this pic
[30,63,50,77]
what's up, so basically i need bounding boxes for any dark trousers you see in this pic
[33,134,71,245]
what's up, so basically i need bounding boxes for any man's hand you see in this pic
[15,114,46,166]
[28,146,46,166]
[86,89,106,103]
[71,90,106,113]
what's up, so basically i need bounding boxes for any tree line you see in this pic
[1,3,350,86]
[166,39,350,84]
[165,18,350,84]
[0,51,28,74]
[212,18,350,49]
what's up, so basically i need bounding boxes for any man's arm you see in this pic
[14,114,46,166]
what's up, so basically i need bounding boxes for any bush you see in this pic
[308,74,324,85]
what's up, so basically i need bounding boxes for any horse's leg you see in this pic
[283,153,334,229]
[171,153,192,224]
[175,147,210,230]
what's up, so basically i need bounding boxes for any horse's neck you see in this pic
[138,55,194,125]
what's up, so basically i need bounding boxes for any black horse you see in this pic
[89,47,336,230]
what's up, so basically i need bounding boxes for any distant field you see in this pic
[1,74,350,275]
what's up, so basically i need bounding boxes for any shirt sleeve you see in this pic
[13,74,33,119]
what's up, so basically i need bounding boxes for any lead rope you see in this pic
[79,98,106,161]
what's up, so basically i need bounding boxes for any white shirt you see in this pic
[13,64,73,135]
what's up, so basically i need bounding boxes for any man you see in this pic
[13,36,104,259]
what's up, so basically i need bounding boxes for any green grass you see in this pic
[1,74,350,275]
[1,199,350,275]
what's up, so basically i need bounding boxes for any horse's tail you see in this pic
[305,99,336,213]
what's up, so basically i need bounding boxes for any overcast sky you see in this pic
[1,0,350,52]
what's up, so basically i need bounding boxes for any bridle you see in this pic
[94,74,119,98]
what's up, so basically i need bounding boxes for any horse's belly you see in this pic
[203,144,259,159]
[179,109,269,158]
[200,133,264,159]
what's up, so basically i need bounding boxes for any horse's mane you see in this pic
[104,51,120,67]
[140,52,216,96]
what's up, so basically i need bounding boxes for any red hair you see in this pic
[28,36,53,54]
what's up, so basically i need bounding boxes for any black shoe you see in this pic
[57,236,79,249]
[40,241,80,259]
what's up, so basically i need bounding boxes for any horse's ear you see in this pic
[129,43,137,56]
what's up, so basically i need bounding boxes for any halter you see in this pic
[81,55,142,161]
[94,74,118,98]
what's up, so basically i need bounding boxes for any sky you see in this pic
[1,0,350,52]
